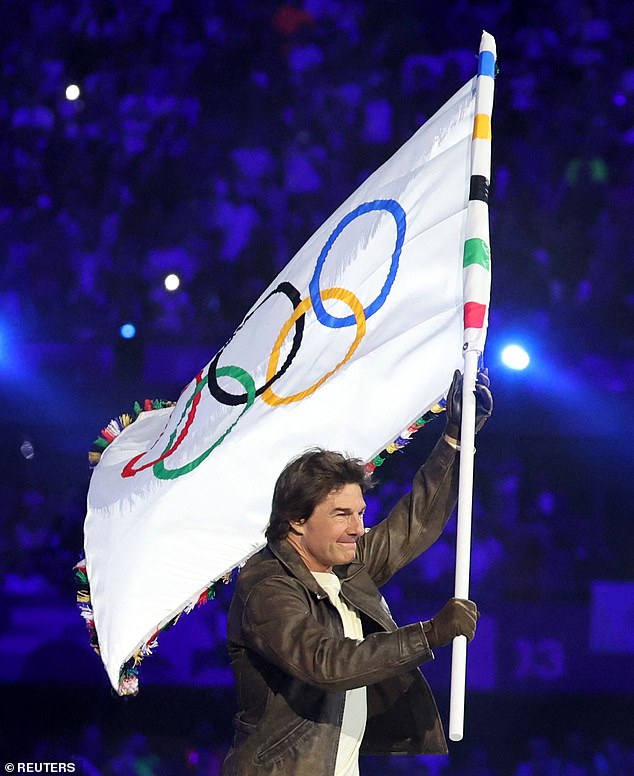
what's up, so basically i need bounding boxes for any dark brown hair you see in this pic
[265,448,374,543]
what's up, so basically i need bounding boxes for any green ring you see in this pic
[153,365,256,480]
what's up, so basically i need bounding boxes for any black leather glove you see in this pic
[444,369,493,442]
[423,598,478,649]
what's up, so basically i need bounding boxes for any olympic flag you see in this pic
[79,32,496,694]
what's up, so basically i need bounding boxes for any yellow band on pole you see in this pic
[472,113,491,140]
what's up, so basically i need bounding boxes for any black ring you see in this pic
[207,282,305,406]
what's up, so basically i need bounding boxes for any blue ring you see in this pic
[309,199,406,329]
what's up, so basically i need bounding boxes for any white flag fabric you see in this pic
[81,45,494,694]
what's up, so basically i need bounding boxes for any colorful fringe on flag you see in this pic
[364,402,446,473]
[89,399,176,468]
[74,555,232,695]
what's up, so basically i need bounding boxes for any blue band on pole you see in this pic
[478,50,496,78]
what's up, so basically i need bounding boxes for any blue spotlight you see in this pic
[501,344,530,370]
[119,322,137,340]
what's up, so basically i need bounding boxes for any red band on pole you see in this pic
[463,301,487,329]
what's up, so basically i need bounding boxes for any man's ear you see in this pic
[288,518,306,535]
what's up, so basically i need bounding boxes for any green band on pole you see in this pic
[463,237,491,271]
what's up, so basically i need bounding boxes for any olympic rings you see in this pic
[207,282,305,406]
[154,365,256,480]
[120,199,405,480]
[308,199,405,329]
[262,287,366,406]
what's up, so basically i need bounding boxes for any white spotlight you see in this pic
[164,273,181,291]
[65,84,81,101]
[501,344,530,370]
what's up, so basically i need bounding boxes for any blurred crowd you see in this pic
[1,427,627,606]
[1,0,632,358]
[16,724,634,775]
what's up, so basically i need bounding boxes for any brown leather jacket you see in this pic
[221,437,459,775]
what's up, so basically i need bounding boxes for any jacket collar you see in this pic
[269,539,365,596]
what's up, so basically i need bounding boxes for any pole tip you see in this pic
[480,30,497,57]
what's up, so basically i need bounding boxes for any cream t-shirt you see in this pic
[312,571,367,776]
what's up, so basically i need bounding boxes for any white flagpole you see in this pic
[448,349,478,741]
[448,30,496,742]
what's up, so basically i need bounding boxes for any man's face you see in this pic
[287,483,366,572]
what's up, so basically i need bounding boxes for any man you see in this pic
[221,371,492,775]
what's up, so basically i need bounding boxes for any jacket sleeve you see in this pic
[356,435,459,588]
[242,575,434,693]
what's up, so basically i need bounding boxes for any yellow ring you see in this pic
[262,287,366,406]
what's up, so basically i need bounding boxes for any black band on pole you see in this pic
[469,175,489,204]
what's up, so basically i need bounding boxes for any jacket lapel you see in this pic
[269,540,397,631]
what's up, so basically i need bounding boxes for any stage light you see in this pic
[65,84,81,101]
[501,344,530,370]
[119,323,137,339]
[164,273,181,291]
